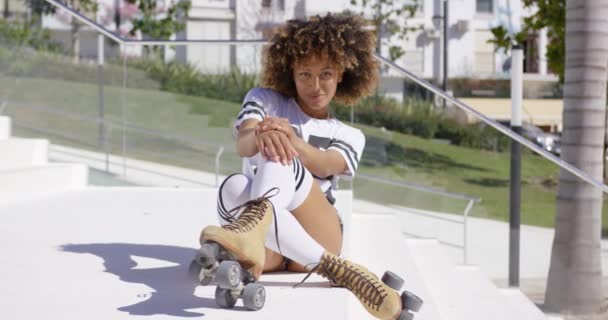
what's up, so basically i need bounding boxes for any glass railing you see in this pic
[3,2,608,313]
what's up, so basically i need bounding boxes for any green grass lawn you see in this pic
[3,73,607,234]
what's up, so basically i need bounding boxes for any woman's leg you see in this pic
[286,181,342,272]
[216,159,331,272]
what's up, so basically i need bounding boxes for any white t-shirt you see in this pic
[234,87,365,198]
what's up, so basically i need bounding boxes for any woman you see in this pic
[200,13,415,320]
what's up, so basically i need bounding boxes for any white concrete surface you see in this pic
[0,116,10,139]
[0,164,88,205]
[0,138,49,170]
[407,239,546,320]
[0,126,555,319]
[0,187,392,320]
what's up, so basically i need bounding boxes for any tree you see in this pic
[488,0,565,81]
[543,0,607,315]
[24,0,98,63]
[125,0,191,61]
[348,0,420,61]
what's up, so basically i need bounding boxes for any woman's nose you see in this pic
[312,76,320,89]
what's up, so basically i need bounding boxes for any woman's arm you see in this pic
[255,117,349,178]
[292,138,348,178]
[236,119,260,158]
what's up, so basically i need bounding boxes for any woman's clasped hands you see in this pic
[254,116,299,166]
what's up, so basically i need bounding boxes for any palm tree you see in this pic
[544,0,608,314]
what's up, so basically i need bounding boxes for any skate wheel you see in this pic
[242,283,265,311]
[381,271,405,291]
[197,242,220,268]
[216,261,242,289]
[188,259,203,282]
[401,291,423,312]
[215,287,237,308]
[397,310,414,320]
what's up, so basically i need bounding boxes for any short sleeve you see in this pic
[233,88,279,137]
[327,125,365,177]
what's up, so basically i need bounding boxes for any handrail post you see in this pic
[104,123,112,172]
[215,146,224,187]
[462,199,474,265]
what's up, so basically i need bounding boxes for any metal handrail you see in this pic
[374,55,608,194]
[358,173,477,263]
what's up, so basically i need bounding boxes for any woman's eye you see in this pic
[299,72,310,78]
[322,72,333,78]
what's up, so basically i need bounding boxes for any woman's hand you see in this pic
[256,129,299,165]
[255,117,297,141]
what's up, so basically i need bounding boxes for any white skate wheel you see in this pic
[215,287,237,308]
[242,283,265,311]
[188,259,203,282]
[397,310,414,320]
[382,271,405,291]
[401,291,423,312]
[198,242,220,267]
[216,261,242,289]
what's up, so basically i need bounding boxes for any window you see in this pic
[476,0,493,13]
[262,0,272,8]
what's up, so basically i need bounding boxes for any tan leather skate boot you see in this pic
[314,251,403,320]
[200,196,274,280]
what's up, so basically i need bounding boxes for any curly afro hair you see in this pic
[261,13,379,106]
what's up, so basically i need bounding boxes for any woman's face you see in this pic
[293,55,343,117]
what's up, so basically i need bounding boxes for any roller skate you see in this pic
[308,251,424,320]
[189,195,275,311]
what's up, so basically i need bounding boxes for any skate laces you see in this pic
[222,188,279,233]
[296,255,388,311]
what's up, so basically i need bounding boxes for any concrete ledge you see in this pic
[350,214,440,320]
[0,138,49,170]
[406,239,550,320]
[500,288,551,320]
[0,164,88,205]
[0,116,10,139]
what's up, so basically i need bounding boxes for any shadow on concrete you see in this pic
[60,243,230,317]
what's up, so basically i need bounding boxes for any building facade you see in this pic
[37,0,553,82]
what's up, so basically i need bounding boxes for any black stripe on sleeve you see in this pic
[237,109,265,120]
[329,139,359,162]
[329,144,357,171]
[241,101,265,113]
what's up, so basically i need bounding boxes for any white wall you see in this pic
[0,116,10,140]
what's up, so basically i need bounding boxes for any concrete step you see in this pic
[407,239,550,320]
[0,164,88,205]
[0,138,48,170]
[351,213,440,320]
[0,116,10,139]
[499,288,554,320]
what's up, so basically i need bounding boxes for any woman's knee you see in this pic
[217,173,251,224]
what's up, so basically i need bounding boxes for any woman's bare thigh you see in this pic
[288,181,342,271]
[263,181,343,273]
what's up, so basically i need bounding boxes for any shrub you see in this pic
[332,94,510,152]
[0,19,62,53]
[127,58,258,103]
